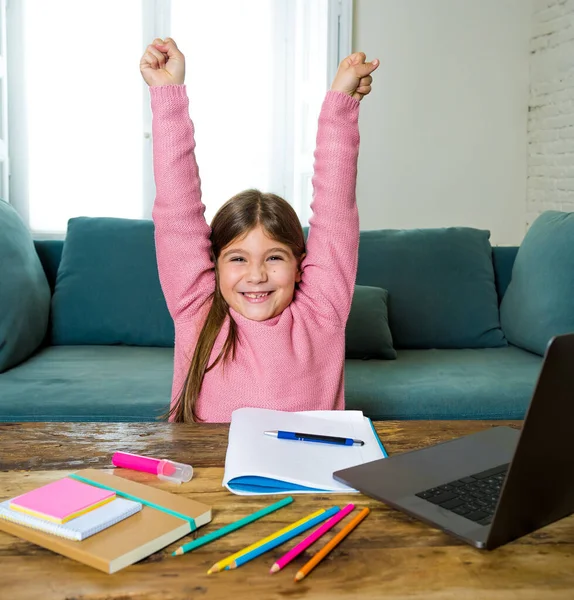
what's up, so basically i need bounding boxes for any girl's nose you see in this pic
[247,262,268,283]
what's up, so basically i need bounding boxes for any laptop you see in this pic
[333,333,574,550]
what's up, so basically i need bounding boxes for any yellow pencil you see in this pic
[294,507,370,582]
[207,508,325,574]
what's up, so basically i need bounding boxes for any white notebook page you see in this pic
[223,408,385,495]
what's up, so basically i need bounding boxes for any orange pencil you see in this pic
[294,507,370,582]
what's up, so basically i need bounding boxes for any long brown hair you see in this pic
[167,189,306,422]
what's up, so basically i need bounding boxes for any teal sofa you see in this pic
[1,211,555,423]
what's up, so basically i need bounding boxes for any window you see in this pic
[7,0,351,236]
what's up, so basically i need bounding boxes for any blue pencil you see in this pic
[226,506,340,569]
[172,496,294,555]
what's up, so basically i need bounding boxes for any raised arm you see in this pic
[141,38,215,322]
[300,53,379,325]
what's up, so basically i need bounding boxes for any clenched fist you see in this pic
[140,37,185,87]
[330,52,379,102]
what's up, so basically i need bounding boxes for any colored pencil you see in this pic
[207,508,326,574]
[294,507,370,582]
[270,503,355,573]
[228,506,340,570]
[172,496,293,556]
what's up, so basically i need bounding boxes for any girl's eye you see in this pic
[230,257,246,262]
[268,255,283,261]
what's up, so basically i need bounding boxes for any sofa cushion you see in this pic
[0,200,51,372]
[0,346,173,421]
[356,228,506,349]
[51,217,174,346]
[346,286,396,359]
[0,345,540,422]
[500,211,574,357]
[345,346,541,420]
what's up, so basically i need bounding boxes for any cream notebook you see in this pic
[223,408,387,495]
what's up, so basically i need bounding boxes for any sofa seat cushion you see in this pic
[0,346,173,422]
[345,346,542,420]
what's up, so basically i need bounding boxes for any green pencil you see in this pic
[172,496,294,556]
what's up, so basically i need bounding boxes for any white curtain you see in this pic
[7,0,351,235]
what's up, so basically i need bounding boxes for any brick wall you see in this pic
[528,0,574,226]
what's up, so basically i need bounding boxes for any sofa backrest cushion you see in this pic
[51,217,175,346]
[346,286,396,360]
[49,219,507,351]
[0,200,51,371]
[355,227,506,349]
[40,237,519,306]
[500,210,574,356]
[49,219,397,356]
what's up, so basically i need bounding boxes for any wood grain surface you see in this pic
[1,420,573,600]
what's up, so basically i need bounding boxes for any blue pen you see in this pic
[264,430,364,446]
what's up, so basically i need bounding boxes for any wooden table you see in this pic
[1,421,573,599]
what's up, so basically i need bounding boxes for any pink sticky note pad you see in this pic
[9,477,115,524]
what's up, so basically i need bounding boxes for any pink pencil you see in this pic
[270,503,355,574]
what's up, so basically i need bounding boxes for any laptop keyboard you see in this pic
[415,463,509,526]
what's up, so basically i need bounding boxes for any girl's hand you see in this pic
[330,52,379,102]
[140,37,186,87]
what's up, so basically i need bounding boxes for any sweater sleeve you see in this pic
[150,85,215,322]
[298,90,361,325]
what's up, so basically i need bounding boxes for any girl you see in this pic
[140,38,379,423]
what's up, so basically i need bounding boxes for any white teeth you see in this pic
[244,292,270,298]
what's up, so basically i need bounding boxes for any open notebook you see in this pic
[223,408,387,495]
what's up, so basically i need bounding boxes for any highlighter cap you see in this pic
[157,459,193,484]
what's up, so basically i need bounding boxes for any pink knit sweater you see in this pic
[150,85,360,422]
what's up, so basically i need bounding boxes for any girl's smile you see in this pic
[217,225,304,321]
[241,291,273,303]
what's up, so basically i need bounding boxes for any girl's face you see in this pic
[217,225,303,322]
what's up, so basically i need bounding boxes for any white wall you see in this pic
[354,0,533,245]
[528,0,574,227]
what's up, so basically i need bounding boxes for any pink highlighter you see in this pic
[112,451,193,484]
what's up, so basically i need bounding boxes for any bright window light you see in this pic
[171,0,275,223]
[24,0,143,233]
[18,0,334,234]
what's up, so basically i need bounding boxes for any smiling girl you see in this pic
[140,38,379,422]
